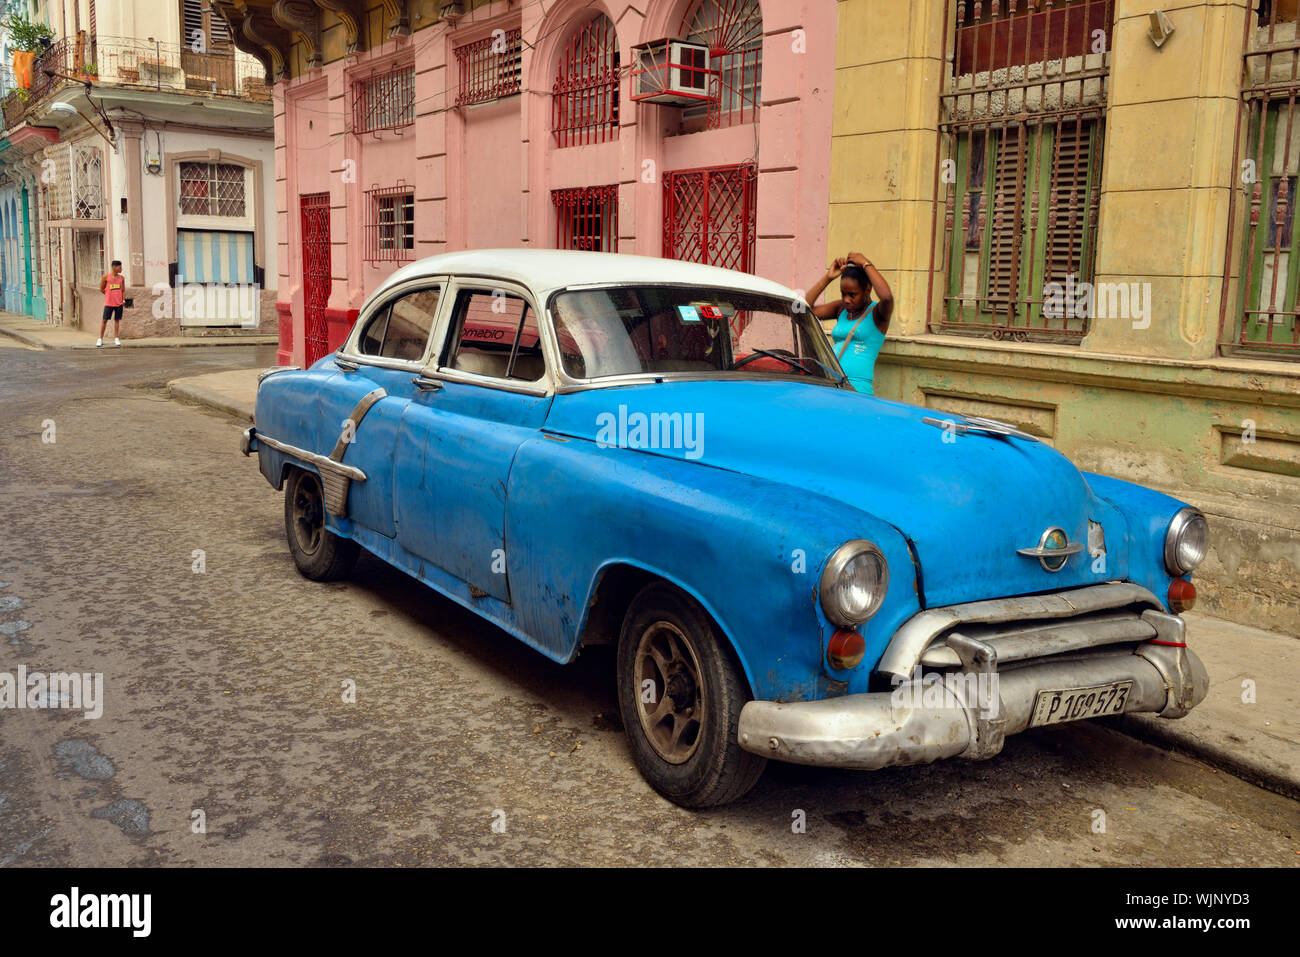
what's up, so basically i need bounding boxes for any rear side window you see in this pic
[442,289,545,382]
[356,286,441,361]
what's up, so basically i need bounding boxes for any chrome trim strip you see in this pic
[877,582,1165,680]
[428,366,551,397]
[921,415,1039,441]
[918,610,1159,667]
[258,366,300,383]
[253,433,367,482]
[329,388,387,460]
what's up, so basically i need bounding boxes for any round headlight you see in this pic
[1164,507,1208,575]
[820,540,889,627]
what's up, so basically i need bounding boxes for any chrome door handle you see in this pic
[335,358,359,372]
[412,376,443,392]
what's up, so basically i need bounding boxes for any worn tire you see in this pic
[616,582,766,807]
[284,467,359,581]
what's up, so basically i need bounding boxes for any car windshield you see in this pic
[549,285,846,383]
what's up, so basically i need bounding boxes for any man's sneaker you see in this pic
[96,338,102,347]
[113,337,121,347]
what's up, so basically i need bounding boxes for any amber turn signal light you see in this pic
[1168,578,1197,615]
[827,629,866,671]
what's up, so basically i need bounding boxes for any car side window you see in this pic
[442,289,546,382]
[357,306,390,357]
[380,288,441,361]
[355,286,441,361]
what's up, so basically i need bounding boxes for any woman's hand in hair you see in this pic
[827,257,847,279]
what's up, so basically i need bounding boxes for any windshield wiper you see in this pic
[735,348,847,384]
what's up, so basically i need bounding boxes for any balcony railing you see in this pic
[93,36,270,100]
[1,34,270,132]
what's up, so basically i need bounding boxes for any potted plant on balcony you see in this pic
[1,11,55,89]
[77,62,98,83]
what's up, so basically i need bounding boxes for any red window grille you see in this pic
[364,184,415,262]
[455,29,522,106]
[682,0,762,130]
[353,63,416,134]
[552,185,618,251]
[663,163,756,273]
[552,16,619,147]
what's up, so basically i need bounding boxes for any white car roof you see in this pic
[371,248,801,301]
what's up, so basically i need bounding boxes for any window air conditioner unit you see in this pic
[631,38,712,105]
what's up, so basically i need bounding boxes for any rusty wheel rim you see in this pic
[292,476,324,556]
[634,621,705,765]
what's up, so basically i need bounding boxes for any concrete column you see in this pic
[825,0,947,334]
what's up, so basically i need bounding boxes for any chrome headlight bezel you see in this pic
[819,540,890,628]
[1164,506,1208,576]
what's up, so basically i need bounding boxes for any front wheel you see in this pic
[616,583,766,807]
[283,467,359,581]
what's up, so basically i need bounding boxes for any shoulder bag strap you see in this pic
[835,301,878,360]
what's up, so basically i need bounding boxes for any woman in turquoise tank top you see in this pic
[804,252,894,394]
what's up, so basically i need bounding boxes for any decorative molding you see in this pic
[234,2,293,82]
[274,0,323,69]
[313,0,364,54]
[381,0,411,38]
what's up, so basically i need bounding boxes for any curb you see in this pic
[166,379,255,422]
[1111,713,1300,802]
[0,323,277,350]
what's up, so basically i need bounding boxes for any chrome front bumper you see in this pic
[737,610,1209,770]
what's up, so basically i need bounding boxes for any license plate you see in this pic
[1029,680,1135,727]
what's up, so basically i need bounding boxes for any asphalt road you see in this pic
[0,338,1296,866]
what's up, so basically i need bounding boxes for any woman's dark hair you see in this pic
[841,263,870,289]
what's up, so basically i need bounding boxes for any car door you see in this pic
[325,279,446,538]
[393,279,553,601]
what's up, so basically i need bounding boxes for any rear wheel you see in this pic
[284,467,359,581]
[616,583,766,807]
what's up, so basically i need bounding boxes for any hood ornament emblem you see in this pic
[1017,526,1083,572]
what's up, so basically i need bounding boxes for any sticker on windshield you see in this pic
[677,305,701,323]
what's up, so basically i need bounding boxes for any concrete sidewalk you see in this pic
[167,366,264,421]
[169,364,1300,799]
[0,311,277,350]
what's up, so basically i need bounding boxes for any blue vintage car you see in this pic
[243,249,1210,807]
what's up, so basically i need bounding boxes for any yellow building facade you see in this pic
[829,0,1299,631]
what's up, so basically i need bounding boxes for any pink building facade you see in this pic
[273,0,836,368]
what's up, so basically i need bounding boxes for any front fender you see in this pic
[505,436,920,701]
[1083,471,1189,609]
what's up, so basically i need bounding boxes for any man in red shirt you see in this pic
[98,260,125,347]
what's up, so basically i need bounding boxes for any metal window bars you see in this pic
[682,0,763,129]
[1219,2,1300,357]
[552,16,620,147]
[552,185,618,251]
[663,163,757,274]
[73,146,104,220]
[931,0,1112,342]
[365,184,415,262]
[353,63,416,134]
[178,162,247,218]
[455,29,523,106]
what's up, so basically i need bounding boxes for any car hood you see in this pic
[543,380,1123,608]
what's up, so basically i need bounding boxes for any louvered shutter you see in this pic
[984,125,1023,311]
[1046,118,1094,284]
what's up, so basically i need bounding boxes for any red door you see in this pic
[299,192,331,367]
